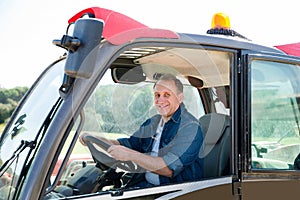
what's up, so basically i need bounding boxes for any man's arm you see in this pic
[107,145,173,177]
[79,132,120,146]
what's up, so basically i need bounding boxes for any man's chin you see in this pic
[157,110,167,116]
[158,110,171,117]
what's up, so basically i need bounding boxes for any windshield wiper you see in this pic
[0,140,36,176]
[13,98,63,199]
[11,114,27,139]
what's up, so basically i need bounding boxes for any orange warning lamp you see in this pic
[207,12,249,40]
[211,13,231,29]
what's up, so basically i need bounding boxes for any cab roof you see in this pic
[68,7,285,55]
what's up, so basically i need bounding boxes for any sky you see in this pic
[0,0,299,88]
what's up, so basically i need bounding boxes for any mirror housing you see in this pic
[54,18,104,79]
[111,66,146,84]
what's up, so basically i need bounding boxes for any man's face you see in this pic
[154,80,183,120]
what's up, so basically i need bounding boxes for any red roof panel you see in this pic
[68,7,178,45]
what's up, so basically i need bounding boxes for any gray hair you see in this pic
[154,74,183,94]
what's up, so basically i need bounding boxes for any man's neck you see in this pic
[161,104,181,124]
[161,117,168,126]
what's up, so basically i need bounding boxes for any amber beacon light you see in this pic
[211,12,231,29]
[207,12,249,40]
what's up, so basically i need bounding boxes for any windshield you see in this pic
[0,59,64,197]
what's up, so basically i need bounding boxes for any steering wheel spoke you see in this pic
[83,135,139,172]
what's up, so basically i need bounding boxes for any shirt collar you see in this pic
[169,103,185,124]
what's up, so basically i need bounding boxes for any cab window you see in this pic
[48,46,233,198]
[251,60,300,170]
[84,69,203,135]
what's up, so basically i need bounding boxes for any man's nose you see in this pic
[156,96,165,103]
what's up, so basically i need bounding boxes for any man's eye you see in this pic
[164,93,170,98]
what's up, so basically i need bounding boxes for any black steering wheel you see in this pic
[83,135,139,172]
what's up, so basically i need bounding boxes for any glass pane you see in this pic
[251,60,300,170]
[82,69,203,137]
[0,60,64,198]
[48,46,232,198]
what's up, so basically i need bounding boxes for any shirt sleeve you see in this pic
[162,122,203,177]
[117,137,133,149]
[117,117,158,152]
[117,131,142,151]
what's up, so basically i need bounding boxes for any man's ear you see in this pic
[178,93,184,103]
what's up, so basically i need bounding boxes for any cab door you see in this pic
[241,52,300,199]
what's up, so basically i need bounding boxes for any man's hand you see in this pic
[107,145,173,177]
[78,132,120,146]
[78,132,89,146]
[107,145,136,161]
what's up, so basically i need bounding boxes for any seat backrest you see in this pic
[199,113,230,178]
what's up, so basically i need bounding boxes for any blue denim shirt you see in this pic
[118,103,203,185]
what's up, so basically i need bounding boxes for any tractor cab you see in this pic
[1,7,300,200]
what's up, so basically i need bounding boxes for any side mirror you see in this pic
[54,18,104,79]
[65,18,103,79]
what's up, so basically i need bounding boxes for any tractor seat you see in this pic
[199,113,231,178]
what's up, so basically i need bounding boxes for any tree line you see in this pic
[0,87,28,123]
[83,84,154,134]
[83,84,198,134]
